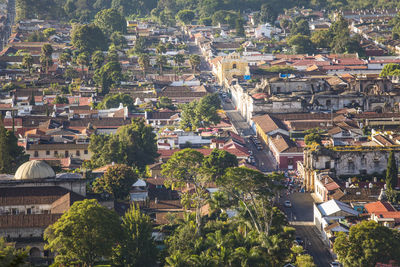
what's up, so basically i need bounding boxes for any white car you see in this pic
[330,262,341,267]
[284,200,292,207]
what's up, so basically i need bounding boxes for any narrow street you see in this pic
[281,193,333,267]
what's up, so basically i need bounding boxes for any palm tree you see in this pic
[189,252,218,267]
[40,44,53,74]
[189,54,201,74]
[22,54,34,74]
[173,54,185,78]
[76,52,90,77]
[138,54,150,78]
[165,251,190,267]
[156,55,167,74]
[173,54,185,71]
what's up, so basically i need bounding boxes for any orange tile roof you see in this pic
[365,201,396,213]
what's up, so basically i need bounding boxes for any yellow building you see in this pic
[216,52,250,87]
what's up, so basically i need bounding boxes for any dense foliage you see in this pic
[88,119,158,170]
[0,125,29,174]
[17,0,400,23]
[45,200,156,266]
[44,199,123,266]
[334,220,400,267]
[0,238,28,266]
[180,93,221,130]
[92,164,138,200]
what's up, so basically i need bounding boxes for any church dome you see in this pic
[14,160,56,180]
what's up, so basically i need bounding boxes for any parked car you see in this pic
[330,262,341,267]
[284,200,292,207]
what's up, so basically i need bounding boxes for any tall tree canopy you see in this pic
[334,220,400,267]
[112,204,158,266]
[44,199,123,266]
[93,60,123,94]
[162,148,209,234]
[386,150,398,190]
[94,8,127,37]
[180,93,221,130]
[88,119,158,170]
[71,24,108,53]
[93,164,138,200]
[0,125,29,174]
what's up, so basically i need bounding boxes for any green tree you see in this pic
[21,54,34,74]
[180,93,221,129]
[304,130,322,146]
[189,54,201,73]
[380,63,400,77]
[176,9,195,25]
[0,237,28,266]
[235,18,245,37]
[53,95,69,104]
[287,34,314,54]
[296,254,316,267]
[203,148,238,182]
[40,44,53,74]
[59,52,71,68]
[93,164,138,200]
[91,50,105,70]
[88,119,158,170]
[138,54,150,77]
[333,220,400,267]
[156,96,174,110]
[71,24,108,53]
[112,204,157,266]
[76,52,90,76]
[94,8,127,37]
[386,150,398,190]
[290,19,310,36]
[93,60,122,94]
[161,148,209,235]
[64,67,79,79]
[156,43,167,55]
[44,199,123,266]
[255,3,276,24]
[173,54,185,73]
[0,124,29,174]
[97,93,135,110]
[311,30,331,48]
[43,27,56,38]
[110,31,127,50]
[156,55,168,74]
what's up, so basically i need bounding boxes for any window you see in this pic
[65,151,69,157]
[276,87,281,93]
[76,150,80,156]
[26,208,31,214]
[374,159,380,168]
[54,151,58,156]
[325,161,331,169]
[46,150,50,155]
[326,100,331,106]
[34,151,38,157]
[361,156,366,166]
[12,208,19,215]
[348,160,355,172]
[232,63,237,69]
[84,150,88,155]
[288,158,294,165]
